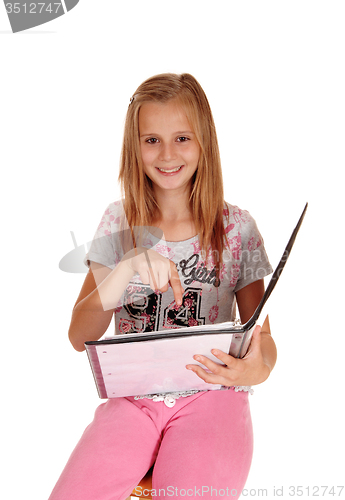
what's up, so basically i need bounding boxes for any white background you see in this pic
[1,1,344,499]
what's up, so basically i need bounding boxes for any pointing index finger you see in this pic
[169,261,183,306]
[143,249,158,291]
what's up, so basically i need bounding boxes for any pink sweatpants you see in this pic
[48,389,253,500]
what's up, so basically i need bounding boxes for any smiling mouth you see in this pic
[157,166,183,173]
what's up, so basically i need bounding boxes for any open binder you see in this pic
[85,203,308,398]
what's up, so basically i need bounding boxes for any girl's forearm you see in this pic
[260,331,277,375]
[68,260,135,352]
[258,315,277,378]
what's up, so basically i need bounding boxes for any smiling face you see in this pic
[139,100,200,201]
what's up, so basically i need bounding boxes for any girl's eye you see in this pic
[146,138,159,144]
[177,136,189,142]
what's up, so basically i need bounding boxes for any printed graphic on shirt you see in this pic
[120,284,205,334]
[120,284,162,333]
[118,244,223,334]
[178,255,220,287]
[164,288,205,329]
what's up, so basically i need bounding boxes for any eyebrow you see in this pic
[140,131,195,138]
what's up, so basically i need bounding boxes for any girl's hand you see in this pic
[186,325,271,387]
[122,248,184,305]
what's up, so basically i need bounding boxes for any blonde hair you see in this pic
[118,73,227,266]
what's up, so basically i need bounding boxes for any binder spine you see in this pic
[86,345,108,399]
[237,324,256,358]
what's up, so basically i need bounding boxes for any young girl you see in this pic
[49,73,276,500]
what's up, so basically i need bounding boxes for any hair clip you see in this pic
[129,96,135,105]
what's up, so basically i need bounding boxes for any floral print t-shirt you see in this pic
[85,200,273,336]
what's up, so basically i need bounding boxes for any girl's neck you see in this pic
[154,189,190,221]
[152,190,196,241]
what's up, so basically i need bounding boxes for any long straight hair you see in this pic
[118,73,227,266]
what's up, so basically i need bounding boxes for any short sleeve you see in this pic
[84,201,124,269]
[224,205,273,292]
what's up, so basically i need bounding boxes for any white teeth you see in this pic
[158,166,182,173]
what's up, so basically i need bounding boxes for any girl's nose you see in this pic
[158,143,176,162]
